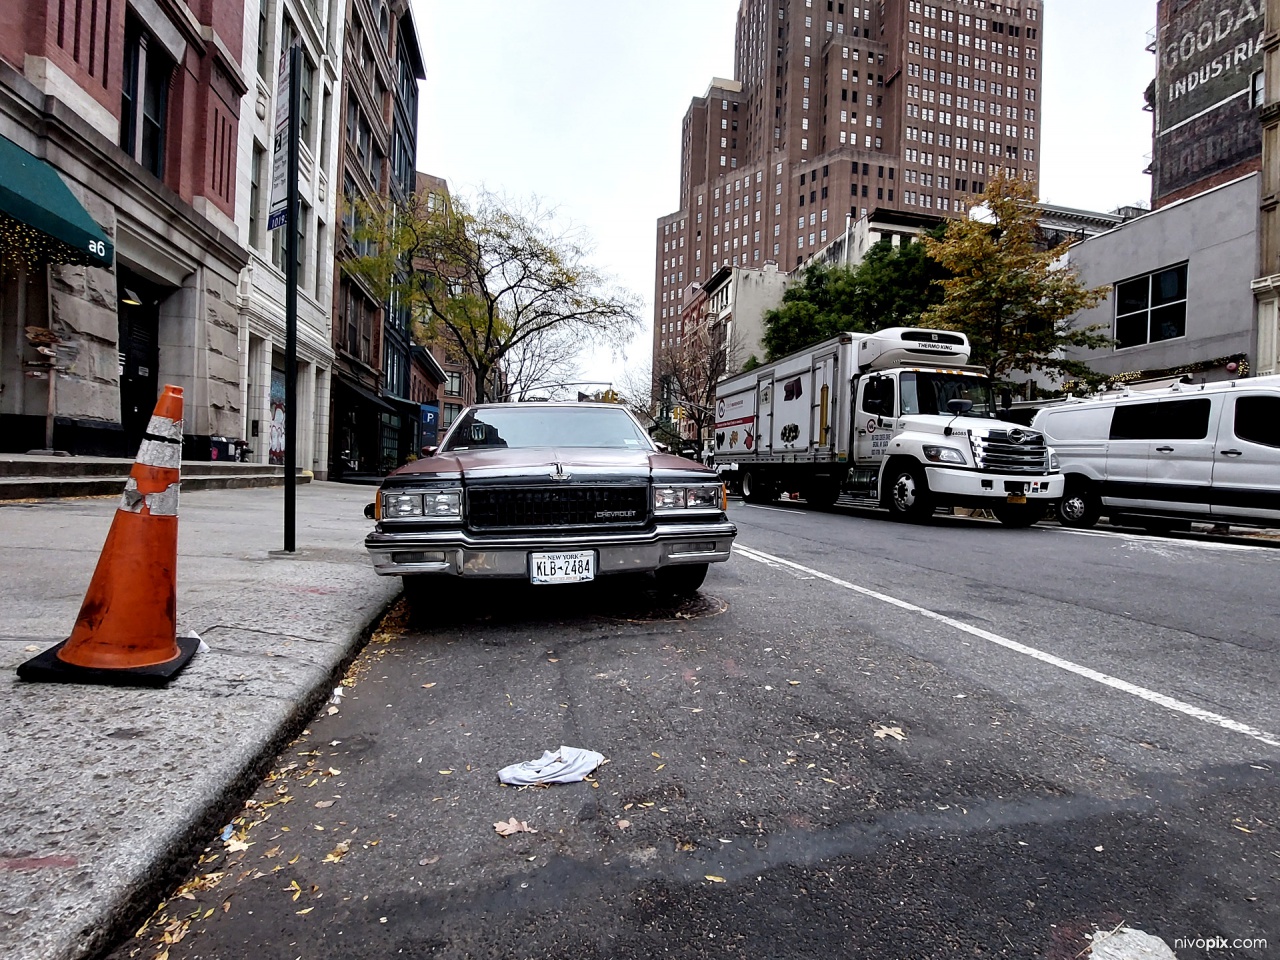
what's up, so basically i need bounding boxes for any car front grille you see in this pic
[971,430,1050,474]
[467,485,650,529]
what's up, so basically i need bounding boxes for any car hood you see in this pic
[385,447,715,484]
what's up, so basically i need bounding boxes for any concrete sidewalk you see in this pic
[0,482,400,960]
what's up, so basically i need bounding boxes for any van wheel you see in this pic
[884,462,933,522]
[741,470,771,504]
[1056,482,1101,528]
[993,503,1046,528]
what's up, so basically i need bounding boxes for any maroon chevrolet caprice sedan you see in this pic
[364,403,736,595]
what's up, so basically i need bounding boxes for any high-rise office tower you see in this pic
[653,0,1043,359]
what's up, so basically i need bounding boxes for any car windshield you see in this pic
[899,372,998,419]
[442,406,654,451]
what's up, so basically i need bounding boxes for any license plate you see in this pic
[530,551,595,584]
[1006,494,1027,504]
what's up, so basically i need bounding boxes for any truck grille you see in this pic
[467,486,650,529]
[971,430,1050,475]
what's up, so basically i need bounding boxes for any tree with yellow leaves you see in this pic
[921,174,1112,387]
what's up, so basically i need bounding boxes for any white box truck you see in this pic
[712,328,1064,526]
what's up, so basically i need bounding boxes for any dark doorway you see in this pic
[117,268,162,451]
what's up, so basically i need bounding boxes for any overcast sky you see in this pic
[412,0,1158,390]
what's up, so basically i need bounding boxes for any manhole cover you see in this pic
[596,591,727,623]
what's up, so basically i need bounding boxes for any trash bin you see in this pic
[209,436,232,460]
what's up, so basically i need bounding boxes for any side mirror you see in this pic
[655,442,670,453]
[422,446,438,457]
[1000,388,1013,411]
[947,399,974,415]
[363,502,376,520]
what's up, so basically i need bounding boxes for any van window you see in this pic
[1234,396,1280,448]
[1109,398,1211,441]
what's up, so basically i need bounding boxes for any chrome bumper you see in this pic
[365,519,738,577]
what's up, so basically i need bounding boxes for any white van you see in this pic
[1031,376,1280,531]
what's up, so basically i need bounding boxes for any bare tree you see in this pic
[499,326,581,401]
[346,189,642,402]
[654,319,735,458]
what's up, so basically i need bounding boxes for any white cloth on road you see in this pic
[498,745,604,785]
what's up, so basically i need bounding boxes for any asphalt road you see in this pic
[107,504,1278,960]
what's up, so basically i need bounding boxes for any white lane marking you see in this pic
[1050,527,1267,553]
[733,542,1280,750]
[737,503,806,515]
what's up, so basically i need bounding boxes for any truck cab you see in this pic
[848,357,1062,526]
[715,327,1064,527]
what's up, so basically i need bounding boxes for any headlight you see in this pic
[382,493,423,517]
[922,445,968,465]
[424,489,463,518]
[381,487,463,521]
[654,483,724,511]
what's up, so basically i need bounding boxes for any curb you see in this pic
[68,589,402,960]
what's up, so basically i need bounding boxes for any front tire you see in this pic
[654,563,708,597]
[992,503,1045,528]
[883,462,934,522]
[1056,481,1101,528]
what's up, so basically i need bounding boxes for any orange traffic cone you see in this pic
[18,385,200,686]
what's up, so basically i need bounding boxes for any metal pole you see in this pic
[284,44,300,552]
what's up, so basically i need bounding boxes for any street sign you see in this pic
[267,45,293,231]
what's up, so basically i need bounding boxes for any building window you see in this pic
[1115,264,1188,349]
[442,402,462,428]
[446,371,462,396]
[121,14,174,178]
[249,144,265,250]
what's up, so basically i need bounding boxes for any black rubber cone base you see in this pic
[16,635,200,687]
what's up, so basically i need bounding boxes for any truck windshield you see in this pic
[899,372,997,418]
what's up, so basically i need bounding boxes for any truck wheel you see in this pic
[884,463,933,522]
[654,563,708,597]
[992,503,1046,528]
[741,470,771,504]
[1055,482,1101,528]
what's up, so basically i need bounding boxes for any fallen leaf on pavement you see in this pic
[494,818,538,836]
[704,875,725,883]
[315,800,335,808]
[439,770,453,775]
[225,838,250,853]
[322,840,351,863]
[422,683,436,688]
[873,725,906,741]
[617,820,631,829]
[296,907,313,915]
[419,856,440,865]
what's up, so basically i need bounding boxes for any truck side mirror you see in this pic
[1000,388,1013,411]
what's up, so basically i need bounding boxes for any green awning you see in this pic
[0,134,114,269]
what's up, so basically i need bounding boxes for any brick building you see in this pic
[0,0,251,456]
[654,0,1043,363]
[330,0,422,478]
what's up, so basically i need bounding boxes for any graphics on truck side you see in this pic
[715,390,757,456]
